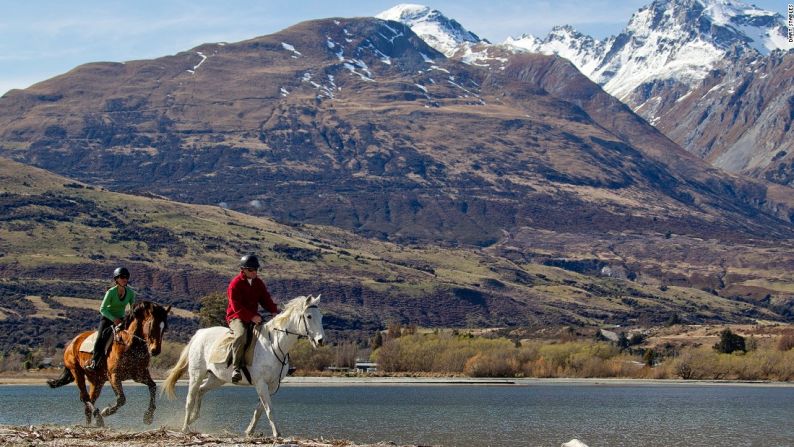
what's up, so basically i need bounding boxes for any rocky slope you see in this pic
[501,0,794,183]
[7,157,790,353]
[653,50,794,184]
[0,16,791,243]
[383,1,793,185]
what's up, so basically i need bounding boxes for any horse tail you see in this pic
[46,367,74,388]
[163,339,191,400]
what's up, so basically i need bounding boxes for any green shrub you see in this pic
[713,329,745,354]
[198,292,227,328]
[290,339,334,371]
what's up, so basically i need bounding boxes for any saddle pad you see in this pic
[208,326,261,366]
[78,332,98,353]
[208,332,235,364]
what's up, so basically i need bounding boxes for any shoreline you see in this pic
[2,374,793,387]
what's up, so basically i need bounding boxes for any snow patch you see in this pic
[281,42,302,57]
[186,51,208,74]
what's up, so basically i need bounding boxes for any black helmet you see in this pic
[240,254,260,270]
[113,267,130,280]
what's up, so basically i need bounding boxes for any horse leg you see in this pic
[182,370,206,432]
[189,372,223,424]
[246,380,279,438]
[88,379,106,428]
[245,401,265,436]
[100,374,126,418]
[136,372,157,425]
[73,369,93,426]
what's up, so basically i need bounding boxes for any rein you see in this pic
[113,317,153,346]
[263,305,318,395]
[271,305,317,338]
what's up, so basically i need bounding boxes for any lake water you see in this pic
[1,381,793,446]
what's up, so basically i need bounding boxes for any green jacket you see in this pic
[99,286,135,321]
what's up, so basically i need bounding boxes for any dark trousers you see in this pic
[91,317,114,363]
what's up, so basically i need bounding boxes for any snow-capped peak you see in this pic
[376,4,484,56]
[700,0,790,53]
[624,0,790,54]
[503,0,792,103]
[504,25,607,76]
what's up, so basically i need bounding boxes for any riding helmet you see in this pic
[113,267,130,280]
[240,254,260,269]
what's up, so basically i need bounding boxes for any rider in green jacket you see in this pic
[86,267,135,371]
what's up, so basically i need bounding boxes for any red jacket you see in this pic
[225,272,278,323]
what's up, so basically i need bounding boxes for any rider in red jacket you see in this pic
[226,254,278,383]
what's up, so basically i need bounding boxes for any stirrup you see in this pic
[85,360,97,372]
[231,368,242,383]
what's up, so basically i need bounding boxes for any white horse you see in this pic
[163,294,324,436]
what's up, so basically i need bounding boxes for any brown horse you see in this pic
[47,301,171,427]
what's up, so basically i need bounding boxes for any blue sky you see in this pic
[0,0,787,95]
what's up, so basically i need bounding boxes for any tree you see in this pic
[642,348,658,367]
[778,332,794,351]
[617,332,630,350]
[666,313,682,326]
[386,321,402,339]
[334,342,358,368]
[370,331,383,350]
[629,333,646,346]
[198,291,227,328]
[713,329,746,354]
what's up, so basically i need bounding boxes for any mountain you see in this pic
[500,0,794,184]
[505,26,607,81]
[2,15,794,345]
[506,0,791,103]
[6,157,791,352]
[1,16,791,239]
[376,4,485,56]
[653,48,794,185]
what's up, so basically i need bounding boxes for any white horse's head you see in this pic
[273,294,325,347]
[302,294,324,348]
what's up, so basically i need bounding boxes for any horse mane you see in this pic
[268,296,310,327]
[122,301,169,332]
[124,301,149,328]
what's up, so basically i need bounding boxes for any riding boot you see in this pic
[231,366,242,383]
[86,352,102,372]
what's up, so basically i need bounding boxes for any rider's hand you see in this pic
[252,315,262,324]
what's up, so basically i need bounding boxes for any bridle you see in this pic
[114,311,164,347]
[266,304,319,394]
[271,305,318,339]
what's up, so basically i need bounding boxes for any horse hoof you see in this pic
[144,413,154,425]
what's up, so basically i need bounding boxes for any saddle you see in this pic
[78,328,117,354]
[208,325,262,369]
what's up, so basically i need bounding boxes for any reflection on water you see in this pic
[1,383,793,447]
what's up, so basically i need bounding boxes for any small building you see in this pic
[355,362,377,373]
[38,357,53,369]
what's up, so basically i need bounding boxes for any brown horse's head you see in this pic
[126,301,172,356]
